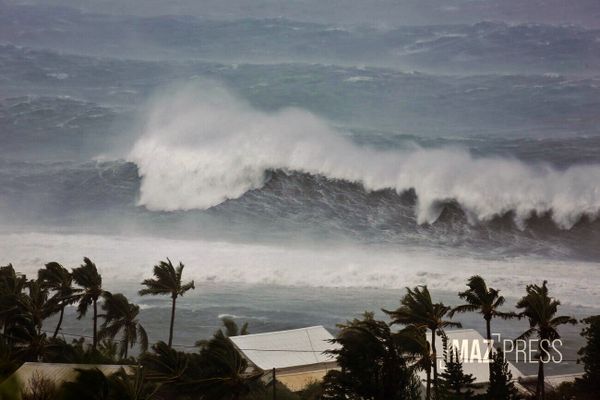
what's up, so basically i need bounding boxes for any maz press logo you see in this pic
[440,334,564,366]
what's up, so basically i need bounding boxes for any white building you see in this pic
[516,372,584,396]
[229,325,340,391]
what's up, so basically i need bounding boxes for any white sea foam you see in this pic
[129,83,600,228]
[344,76,374,82]
[1,232,598,308]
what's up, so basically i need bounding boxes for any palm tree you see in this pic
[99,293,148,359]
[140,340,193,399]
[383,285,461,400]
[72,257,107,350]
[38,262,81,338]
[450,275,517,376]
[196,333,264,400]
[195,316,249,348]
[397,325,432,396]
[139,259,195,347]
[0,264,28,335]
[109,367,158,400]
[140,340,190,386]
[324,312,422,400]
[516,281,576,400]
[19,280,53,335]
[219,316,249,338]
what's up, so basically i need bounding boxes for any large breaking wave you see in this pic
[129,84,600,229]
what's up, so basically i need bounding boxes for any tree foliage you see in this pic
[516,281,576,400]
[487,349,520,400]
[574,315,600,397]
[383,286,461,400]
[322,312,421,400]
[139,259,194,348]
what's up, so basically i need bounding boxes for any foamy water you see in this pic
[130,84,600,229]
[3,231,599,308]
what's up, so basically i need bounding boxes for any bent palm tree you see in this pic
[72,257,107,350]
[38,262,80,338]
[397,325,432,396]
[450,275,517,376]
[19,280,53,335]
[195,316,249,348]
[383,285,461,400]
[197,333,263,400]
[109,367,158,400]
[0,264,28,335]
[139,259,195,347]
[140,340,192,398]
[516,281,576,400]
[99,293,148,359]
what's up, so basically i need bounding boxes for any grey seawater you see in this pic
[45,283,592,376]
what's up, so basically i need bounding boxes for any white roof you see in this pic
[544,373,582,388]
[419,329,524,385]
[229,325,340,370]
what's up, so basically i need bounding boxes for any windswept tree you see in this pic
[396,325,432,397]
[140,341,190,391]
[99,293,148,359]
[109,367,158,400]
[487,349,520,400]
[19,280,53,335]
[7,279,56,362]
[516,281,576,400]
[0,264,28,334]
[72,257,107,350]
[197,333,264,400]
[576,315,600,395]
[196,316,249,348]
[450,275,517,377]
[383,286,461,400]
[322,312,421,400]
[38,262,80,338]
[139,259,195,347]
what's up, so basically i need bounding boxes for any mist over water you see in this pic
[131,83,600,230]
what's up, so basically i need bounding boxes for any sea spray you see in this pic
[129,83,600,229]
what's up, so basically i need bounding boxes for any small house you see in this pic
[229,325,340,391]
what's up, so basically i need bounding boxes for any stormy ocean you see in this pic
[2,0,600,374]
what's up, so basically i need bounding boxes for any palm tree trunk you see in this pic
[53,306,64,338]
[537,340,547,400]
[168,295,176,347]
[93,298,98,350]
[536,356,544,399]
[431,327,438,399]
[486,317,492,379]
[425,364,431,400]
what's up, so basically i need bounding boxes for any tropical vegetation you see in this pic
[139,259,195,348]
[0,259,595,400]
[515,281,577,400]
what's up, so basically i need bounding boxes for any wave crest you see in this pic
[129,83,600,229]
